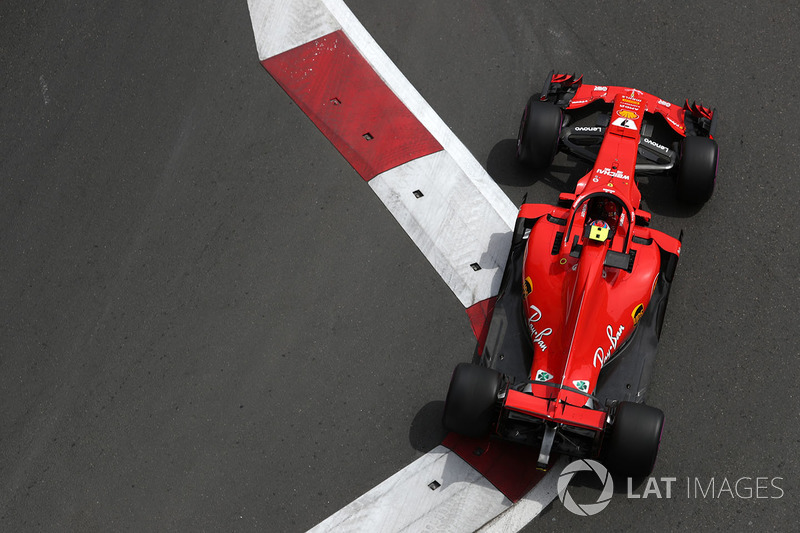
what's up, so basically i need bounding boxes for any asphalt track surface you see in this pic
[2,1,799,531]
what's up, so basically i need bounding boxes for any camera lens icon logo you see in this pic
[557,459,614,516]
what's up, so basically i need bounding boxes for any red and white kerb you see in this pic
[249,0,518,349]
[248,1,560,530]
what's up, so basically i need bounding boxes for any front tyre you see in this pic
[517,98,563,170]
[442,363,502,438]
[603,402,664,478]
[677,136,718,204]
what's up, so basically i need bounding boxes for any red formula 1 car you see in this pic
[442,73,718,477]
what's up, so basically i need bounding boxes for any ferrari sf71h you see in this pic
[443,73,718,477]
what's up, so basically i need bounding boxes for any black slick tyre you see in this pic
[516,98,563,170]
[603,401,665,478]
[442,363,502,438]
[677,136,718,204]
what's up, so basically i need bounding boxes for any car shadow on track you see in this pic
[486,138,587,194]
[409,401,448,453]
[636,175,704,218]
[487,138,704,218]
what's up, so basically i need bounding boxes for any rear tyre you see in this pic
[677,136,718,204]
[603,402,664,478]
[516,98,563,169]
[442,363,502,438]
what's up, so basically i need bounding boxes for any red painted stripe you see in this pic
[442,433,548,502]
[262,31,442,180]
[465,296,497,352]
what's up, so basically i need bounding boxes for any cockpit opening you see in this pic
[585,197,621,243]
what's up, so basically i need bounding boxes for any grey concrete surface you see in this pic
[1,1,797,531]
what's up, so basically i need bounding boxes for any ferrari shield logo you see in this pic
[632,303,645,325]
[523,276,533,298]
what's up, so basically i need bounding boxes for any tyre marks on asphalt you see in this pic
[483,1,607,86]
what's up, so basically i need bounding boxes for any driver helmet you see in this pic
[588,219,611,242]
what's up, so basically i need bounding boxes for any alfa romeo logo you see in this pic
[557,459,614,516]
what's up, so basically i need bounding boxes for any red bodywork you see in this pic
[503,82,684,431]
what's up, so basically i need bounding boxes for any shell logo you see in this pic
[618,109,639,119]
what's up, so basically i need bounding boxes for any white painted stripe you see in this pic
[369,151,512,307]
[476,456,568,532]
[309,446,513,533]
[247,0,341,60]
